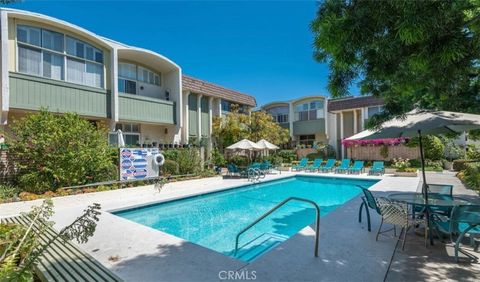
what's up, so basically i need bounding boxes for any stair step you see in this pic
[234,233,289,262]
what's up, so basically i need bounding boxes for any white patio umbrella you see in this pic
[256,139,280,157]
[117,129,125,147]
[226,139,263,151]
[346,109,480,244]
[256,139,280,150]
[226,138,262,160]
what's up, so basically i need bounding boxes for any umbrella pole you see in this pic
[418,130,433,245]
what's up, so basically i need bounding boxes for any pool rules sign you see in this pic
[119,148,160,180]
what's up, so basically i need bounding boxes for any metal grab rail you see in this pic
[247,168,260,182]
[234,197,320,257]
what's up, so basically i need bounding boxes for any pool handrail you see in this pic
[234,196,320,258]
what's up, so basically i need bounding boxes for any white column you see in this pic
[353,109,358,134]
[208,96,213,151]
[324,98,329,140]
[184,92,190,143]
[197,94,202,139]
[0,11,9,125]
[217,98,222,116]
[340,112,344,158]
[288,102,294,139]
[361,108,365,130]
[109,47,119,130]
[208,96,213,135]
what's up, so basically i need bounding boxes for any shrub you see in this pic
[453,159,477,171]
[276,150,297,163]
[407,135,445,160]
[211,148,226,167]
[306,152,323,161]
[177,149,202,175]
[466,144,480,160]
[0,184,20,200]
[392,158,411,172]
[425,160,443,170]
[443,137,465,161]
[463,162,480,190]
[161,159,179,175]
[9,110,116,194]
[229,155,250,167]
[162,149,179,161]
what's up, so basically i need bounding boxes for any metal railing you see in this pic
[247,168,260,182]
[234,197,320,258]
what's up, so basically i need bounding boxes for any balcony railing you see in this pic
[118,93,175,124]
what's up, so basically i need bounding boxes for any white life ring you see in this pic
[153,153,165,166]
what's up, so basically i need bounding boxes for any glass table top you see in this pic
[388,192,471,207]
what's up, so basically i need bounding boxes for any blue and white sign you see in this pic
[119,148,160,180]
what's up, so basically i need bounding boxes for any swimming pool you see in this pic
[114,175,378,262]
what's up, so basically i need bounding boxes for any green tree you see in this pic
[9,110,116,193]
[311,0,480,127]
[212,106,290,151]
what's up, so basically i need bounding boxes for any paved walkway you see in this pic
[386,171,480,282]
[0,171,477,281]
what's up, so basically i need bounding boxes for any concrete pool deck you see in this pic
[0,171,476,281]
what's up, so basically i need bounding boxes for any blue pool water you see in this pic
[114,176,378,262]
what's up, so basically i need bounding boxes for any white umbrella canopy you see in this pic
[117,129,125,147]
[347,109,480,245]
[346,109,480,141]
[226,139,263,150]
[256,139,280,150]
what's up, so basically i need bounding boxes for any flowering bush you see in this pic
[392,158,411,172]
[342,137,408,147]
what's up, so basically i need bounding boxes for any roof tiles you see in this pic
[182,75,256,107]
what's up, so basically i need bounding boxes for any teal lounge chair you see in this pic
[319,159,335,172]
[227,164,247,177]
[306,159,322,172]
[348,160,364,174]
[292,158,308,171]
[334,159,351,174]
[369,161,385,175]
[432,205,480,262]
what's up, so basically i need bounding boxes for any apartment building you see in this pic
[261,95,384,157]
[0,9,256,147]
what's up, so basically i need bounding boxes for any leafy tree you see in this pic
[9,110,117,193]
[311,0,480,127]
[212,106,290,151]
[407,135,445,160]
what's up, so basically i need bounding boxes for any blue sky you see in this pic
[1,0,352,106]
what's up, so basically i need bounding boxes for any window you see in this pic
[18,45,41,75]
[119,63,137,80]
[42,29,63,52]
[17,25,104,88]
[85,62,103,88]
[118,78,136,95]
[368,106,384,119]
[112,123,140,146]
[267,106,289,123]
[66,57,85,84]
[298,135,316,146]
[118,63,160,95]
[43,52,63,80]
[17,25,41,46]
[221,100,231,112]
[294,100,324,121]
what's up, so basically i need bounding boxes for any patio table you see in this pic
[388,192,472,246]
